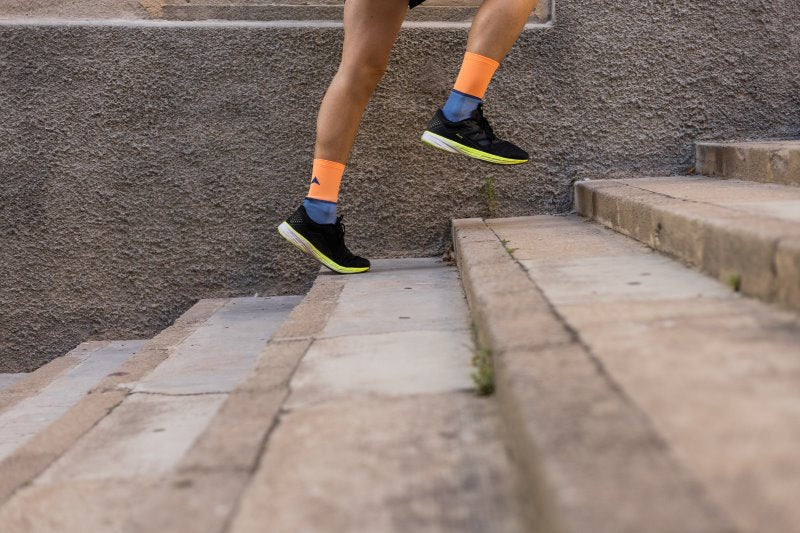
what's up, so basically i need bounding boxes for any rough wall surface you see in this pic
[2,0,800,371]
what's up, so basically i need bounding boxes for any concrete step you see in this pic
[0,341,146,463]
[0,260,526,532]
[0,295,300,532]
[0,374,26,392]
[453,215,800,533]
[575,176,800,311]
[696,140,800,186]
[226,259,525,533]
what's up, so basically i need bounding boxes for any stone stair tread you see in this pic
[0,262,524,532]
[0,374,27,393]
[697,140,800,186]
[0,340,146,464]
[131,295,302,395]
[228,258,524,533]
[453,217,735,533]
[575,175,800,311]
[455,214,800,533]
[0,296,301,532]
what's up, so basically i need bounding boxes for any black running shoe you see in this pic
[421,104,529,165]
[278,205,370,274]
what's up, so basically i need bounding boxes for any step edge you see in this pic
[0,299,227,507]
[451,216,736,533]
[0,341,114,415]
[120,280,344,533]
[574,178,800,311]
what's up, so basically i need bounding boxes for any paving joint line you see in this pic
[219,335,313,533]
[220,282,344,532]
[130,390,229,398]
[620,181,798,226]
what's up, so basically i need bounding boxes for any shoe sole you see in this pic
[278,221,370,275]
[420,130,528,165]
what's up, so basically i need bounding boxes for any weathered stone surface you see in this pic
[453,216,733,533]
[776,237,800,310]
[286,330,474,409]
[320,258,469,337]
[227,258,524,532]
[132,296,301,395]
[576,176,800,311]
[0,299,224,506]
[230,395,524,533]
[0,478,155,533]
[0,373,25,392]
[0,296,300,531]
[118,274,342,533]
[697,141,800,186]
[0,352,78,414]
[491,214,800,533]
[39,393,227,482]
[0,340,145,462]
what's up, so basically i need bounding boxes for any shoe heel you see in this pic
[278,222,309,254]
[421,131,459,154]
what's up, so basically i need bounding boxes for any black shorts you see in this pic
[409,0,426,8]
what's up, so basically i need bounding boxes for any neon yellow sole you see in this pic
[421,130,528,165]
[278,221,369,275]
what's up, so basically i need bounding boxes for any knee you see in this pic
[336,60,388,97]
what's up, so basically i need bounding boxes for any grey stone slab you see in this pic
[453,217,733,533]
[230,395,525,533]
[0,300,226,510]
[518,253,732,306]
[576,177,800,311]
[286,329,474,409]
[132,296,301,395]
[0,340,145,463]
[231,258,524,532]
[626,176,800,206]
[38,393,227,482]
[492,214,800,533]
[0,478,155,533]
[319,258,470,339]
[725,200,800,222]
[0,373,26,392]
[697,140,800,186]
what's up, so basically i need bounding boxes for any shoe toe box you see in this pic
[498,141,529,161]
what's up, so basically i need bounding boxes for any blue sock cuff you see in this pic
[303,198,338,224]
[442,90,482,122]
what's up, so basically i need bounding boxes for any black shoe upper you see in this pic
[286,205,370,269]
[426,104,529,161]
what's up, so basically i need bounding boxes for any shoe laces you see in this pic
[473,104,497,143]
[333,216,355,257]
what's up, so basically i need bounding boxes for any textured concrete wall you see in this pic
[2,0,800,371]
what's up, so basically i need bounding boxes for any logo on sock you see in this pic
[311,177,321,185]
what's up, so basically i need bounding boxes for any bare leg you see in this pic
[314,0,409,164]
[467,0,539,62]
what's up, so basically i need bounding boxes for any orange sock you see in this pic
[453,51,500,99]
[307,159,345,203]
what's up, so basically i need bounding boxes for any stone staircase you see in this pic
[0,260,525,532]
[1,140,798,532]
